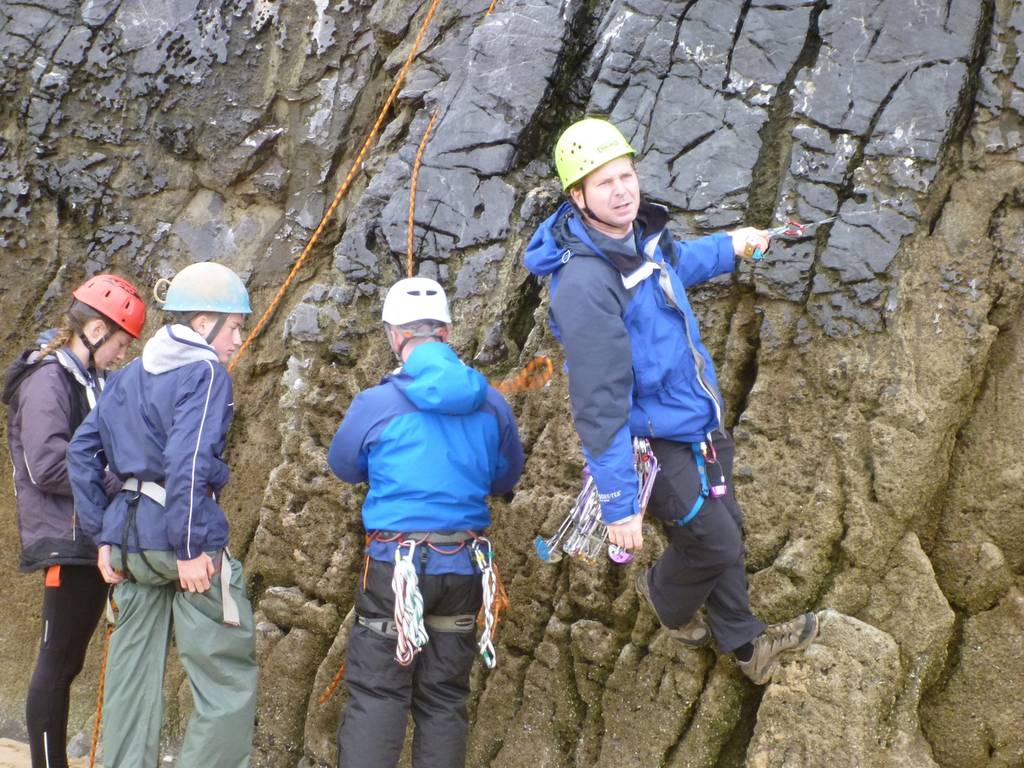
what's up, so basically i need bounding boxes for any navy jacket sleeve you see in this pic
[67,407,109,541]
[163,360,234,560]
[327,390,378,484]
[672,232,735,288]
[550,257,639,523]
[486,388,524,496]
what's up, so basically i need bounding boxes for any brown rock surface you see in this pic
[0,0,1022,766]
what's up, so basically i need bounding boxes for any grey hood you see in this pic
[142,325,220,375]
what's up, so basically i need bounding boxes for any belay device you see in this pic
[534,438,659,565]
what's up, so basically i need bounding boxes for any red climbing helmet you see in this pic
[72,274,146,338]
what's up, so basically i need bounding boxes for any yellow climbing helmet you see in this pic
[554,118,636,191]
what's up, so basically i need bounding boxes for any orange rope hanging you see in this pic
[88,618,114,768]
[407,110,439,278]
[480,560,510,633]
[493,355,554,395]
[228,0,445,373]
[317,662,346,705]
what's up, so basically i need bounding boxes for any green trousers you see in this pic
[105,548,258,768]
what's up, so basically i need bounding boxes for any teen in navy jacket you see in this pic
[67,262,257,768]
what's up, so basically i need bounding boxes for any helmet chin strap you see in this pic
[185,312,227,345]
[578,188,626,232]
[69,313,111,372]
[204,313,228,345]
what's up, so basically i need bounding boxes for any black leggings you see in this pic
[27,565,107,768]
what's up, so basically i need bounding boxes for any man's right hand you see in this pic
[97,544,125,584]
[607,515,644,551]
[177,553,216,593]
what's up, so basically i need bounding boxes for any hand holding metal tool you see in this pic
[745,215,844,261]
[534,438,659,565]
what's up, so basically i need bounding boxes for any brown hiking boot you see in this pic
[635,569,711,648]
[738,612,818,685]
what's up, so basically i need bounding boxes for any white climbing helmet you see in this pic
[381,277,451,325]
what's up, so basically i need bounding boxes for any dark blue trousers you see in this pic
[337,559,483,768]
[646,432,767,652]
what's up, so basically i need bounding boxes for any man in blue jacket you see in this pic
[524,118,817,685]
[328,276,524,768]
[67,262,257,767]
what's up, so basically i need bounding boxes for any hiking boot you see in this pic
[738,612,818,685]
[635,569,711,648]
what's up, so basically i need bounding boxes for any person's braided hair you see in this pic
[36,302,111,360]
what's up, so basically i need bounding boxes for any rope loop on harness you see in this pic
[392,540,429,666]
[471,537,498,668]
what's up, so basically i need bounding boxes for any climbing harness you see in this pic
[534,438,659,565]
[320,531,507,703]
[391,540,430,666]
[676,439,728,526]
[471,537,499,668]
[374,531,508,668]
[117,478,241,625]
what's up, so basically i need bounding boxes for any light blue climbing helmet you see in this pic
[155,262,252,314]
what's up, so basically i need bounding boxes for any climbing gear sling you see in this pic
[535,437,659,565]
[117,477,240,626]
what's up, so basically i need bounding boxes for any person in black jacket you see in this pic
[3,274,145,768]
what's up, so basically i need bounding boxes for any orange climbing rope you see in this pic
[407,110,439,278]
[88,604,115,768]
[494,355,554,395]
[317,661,347,705]
[228,0,444,373]
[480,560,510,633]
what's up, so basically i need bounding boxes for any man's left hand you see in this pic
[607,515,644,551]
[730,227,771,260]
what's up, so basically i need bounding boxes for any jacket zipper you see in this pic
[644,236,723,431]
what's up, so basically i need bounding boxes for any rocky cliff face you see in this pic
[0,0,1021,765]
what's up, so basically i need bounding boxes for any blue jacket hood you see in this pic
[525,201,599,277]
[391,342,488,415]
[526,200,670,279]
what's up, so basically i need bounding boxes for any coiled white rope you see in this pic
[392,540,428,666]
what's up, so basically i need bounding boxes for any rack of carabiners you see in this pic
[534,437,659,565]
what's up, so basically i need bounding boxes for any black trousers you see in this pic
[646,433,767,652]
[337,558,483,768]
[27,564,107,768]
